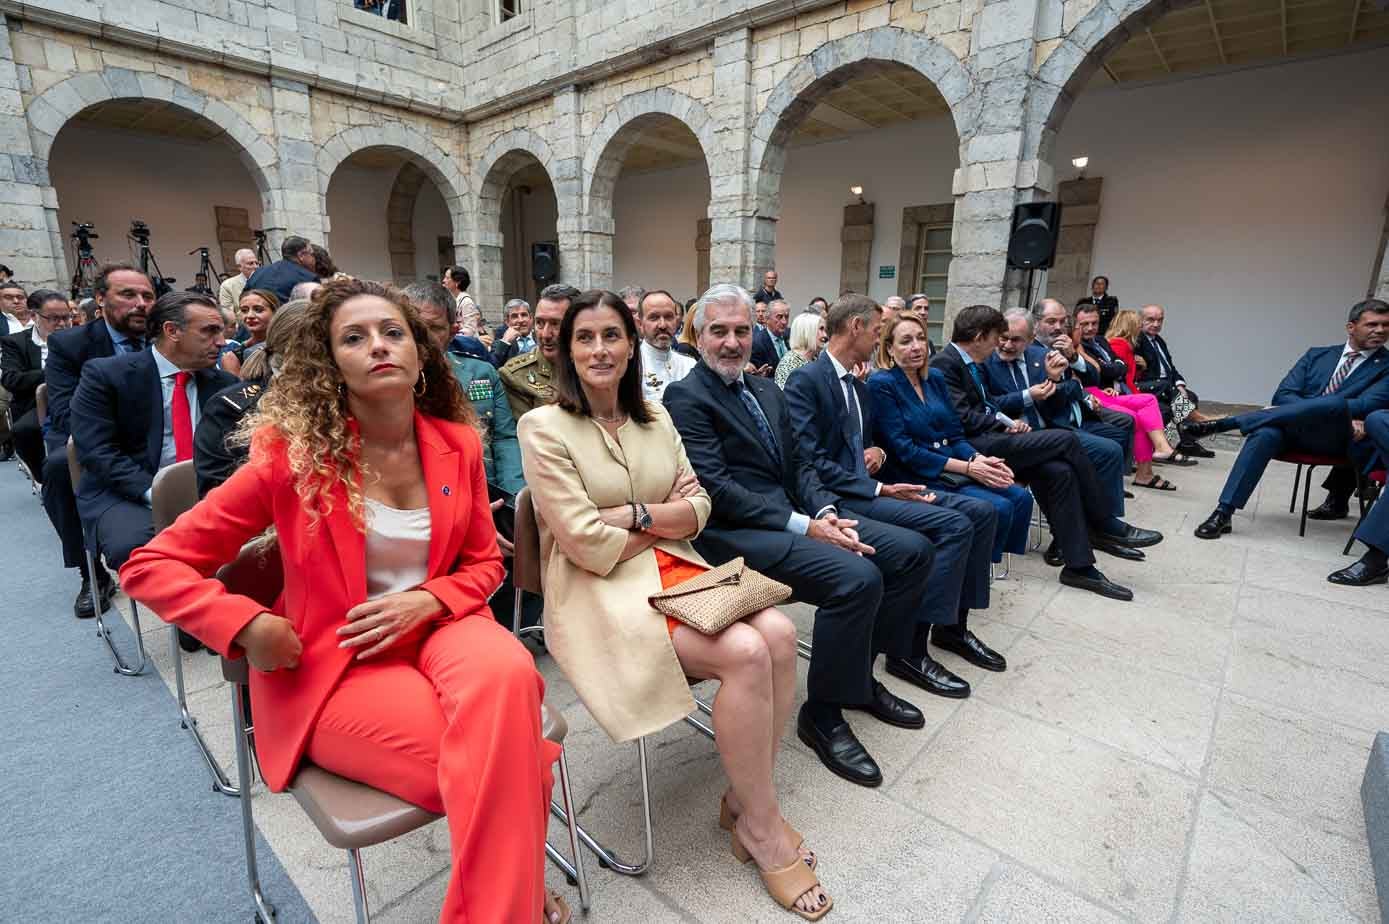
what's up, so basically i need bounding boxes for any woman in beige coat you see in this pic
[518,290,831,920]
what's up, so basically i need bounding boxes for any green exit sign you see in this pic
[879,265,896,279]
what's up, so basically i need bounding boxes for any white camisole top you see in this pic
[364,496,432,600]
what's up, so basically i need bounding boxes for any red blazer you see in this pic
[1109,337,1139,393]
[119,412,504,792]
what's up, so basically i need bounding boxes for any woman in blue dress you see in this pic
[867,313,1032,563]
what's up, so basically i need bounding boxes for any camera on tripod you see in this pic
[128,219,175,296]
[71,221,99,246]
[129,219,151,245]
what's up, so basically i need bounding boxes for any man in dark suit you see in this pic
[489,298,536,367]
[0,280,29,461]
[1,288,75,479]
[1191,299,1389,539]
[934,305,1163,600]
[1074,302,1129,392]
[1073,275,1118,335]
[665,284,933,788]
[1328,408,1389,586]
[785,294,1004,686]
[749,299,791,373]
[71,290,234,573]
[752,268,783,307]
[42,263,155,618]
[243,235,318,303]
[986,308,1128,518]
[1136,304,1213,457]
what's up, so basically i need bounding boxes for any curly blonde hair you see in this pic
[238,277,475,530]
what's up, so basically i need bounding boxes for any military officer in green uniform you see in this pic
[499,283,579,421]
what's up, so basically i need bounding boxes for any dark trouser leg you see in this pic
[1353,411,1389,554]
[92,500,155,571]
[1320,465,1357,503]
[1021,459,1096,568]
[41,453,86,570]
[761,535,886,707]
[925,491,996,611]
[1075,426,1126,518]
[11,410,44,481]
[1217,428,1288,511]
[1093,406,1135,470]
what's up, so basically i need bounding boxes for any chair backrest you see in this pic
[151,460,199,532]
[65,436,82,490]
[35,383,47,424]
[513,487,543,595]
[216,539,284,685]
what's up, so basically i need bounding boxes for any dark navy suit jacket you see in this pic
[984,345,1086,430]
[783,351,880,502]
[1270,344,1389,420]
[663,361,839,571]
[1082,336,1128,392]
[867,366,978,483]
[750,327,788,373]
[0,328,43,419]
[244,259,317,303]
[42,319,117,452]
[70,349,234,521]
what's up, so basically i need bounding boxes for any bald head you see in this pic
[1141,304,1165,335]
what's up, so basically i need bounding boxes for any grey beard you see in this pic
[702,352,744,385]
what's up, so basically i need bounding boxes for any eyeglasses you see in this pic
[38,313,72,323]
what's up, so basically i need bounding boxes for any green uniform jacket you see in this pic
[446,353,525,493]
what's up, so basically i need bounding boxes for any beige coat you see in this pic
[517,402,712,742]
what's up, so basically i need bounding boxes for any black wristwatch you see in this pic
[636,502,653,532]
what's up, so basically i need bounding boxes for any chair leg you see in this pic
[511,585,523,637]
[550,737,655,876]
[1299,464,1315,538]
[683,691,715,739]
[548,745,591,911]
[171,629,239,796]
[93,550,146,677]
[232,681,276,922]
[1289,464,1302,514]
[347,847,371,924]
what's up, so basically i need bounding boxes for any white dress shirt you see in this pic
[639,340,696,402]
[32,326,49,368]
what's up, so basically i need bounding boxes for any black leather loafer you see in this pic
[1195,510,1232,540]
[1307,499,1350,521]
[1043,541,1065,567]
[796,706,883,787]
[848,681,925,729]
[1327,560,1389,587]
[73,583,97,619]
[1103,523,1164,548]
[885,655,971,699]
[1088,534,1146,561]
[1181,420,1220,441]
[933,629,1007,672]
[1178,440,1216,458]
[1059,568,1134,601]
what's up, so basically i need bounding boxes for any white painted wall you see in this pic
[1053,47,1389,404]
[499,183,559,307]
[325,163,454,284]
[611,163,711,301]
[413,181,452,280]
[50,122,263,287]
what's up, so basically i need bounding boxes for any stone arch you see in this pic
[1027,0,1181,163]
[317,123,470,253]
[386,162,430,283]
[748,26,978,222]
[582,88,717,227]
[473,129,571,306]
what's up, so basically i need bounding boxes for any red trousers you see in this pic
[305,616,560,923]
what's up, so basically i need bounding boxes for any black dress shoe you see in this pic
[796,706,883,787]
[1306,498,1350,521]
[1105,523,1163,548]
[1181,420,1220,441]
[1087,533,1146,562]
[1123,490,1135,499]
[1059,568,1134,601]
[1043,541,1065,567]
[0,441,13,462]
[1195,510,1232,540]
[1327,560,1389,587]
[885,655,971,699]
[933,629,1007,672]
[1178,440,1216,458]
[73,583,98,619]
[848,681,925,729]
[177,628,205,653]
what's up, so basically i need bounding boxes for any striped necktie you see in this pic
[1323,351,1360,394]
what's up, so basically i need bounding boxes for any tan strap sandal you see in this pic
[720,793,816,870]
[732,832,833,921]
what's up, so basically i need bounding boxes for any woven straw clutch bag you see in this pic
[648,556,792,635]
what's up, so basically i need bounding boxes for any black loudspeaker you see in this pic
[1006,202,1062,270]
[531,242,558,283]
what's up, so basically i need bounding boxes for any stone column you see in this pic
[263,78,323,251]
[839,203,875,295]
[695,218,711,294]
[707,28,765,289]
[1,15,64,288]
[550,85,587,289]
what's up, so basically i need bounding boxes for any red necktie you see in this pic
[172,370,193,462]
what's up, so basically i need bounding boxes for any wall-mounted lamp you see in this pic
[1071,156,1089,178]
[849,184,866,204]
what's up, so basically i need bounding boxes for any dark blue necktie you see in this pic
[731,380,781,468]
[967,362,995,413]
[841,373,868,476]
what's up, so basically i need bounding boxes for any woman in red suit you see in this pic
[121,278,568,924]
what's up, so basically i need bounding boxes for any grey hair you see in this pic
[234,248,257,264]
[883,295,907,310]
[503,297,531,317]
[617,285,646,302]
[539,283,581,303]
[907,293,929,306]
[788,311,822,354]
[289,280,322,301]
[691,283,754,334]
[402,281,456,324]
[1003,307,1033,333]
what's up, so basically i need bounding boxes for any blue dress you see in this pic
[868,366,1033,561]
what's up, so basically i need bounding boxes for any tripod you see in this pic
[252,229,272,267]
[188,246,221,295]
[129,220,174,296]
[69,222,100,300]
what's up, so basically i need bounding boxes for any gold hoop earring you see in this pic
[415,370,427,396]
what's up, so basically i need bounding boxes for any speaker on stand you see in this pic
[1006,201,1062,308]
[531,242,558,285]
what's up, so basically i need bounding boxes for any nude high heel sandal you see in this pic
[731,829,833,921]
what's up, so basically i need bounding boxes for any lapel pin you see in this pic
[442,486,451,496]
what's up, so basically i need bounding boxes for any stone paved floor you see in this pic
[126,440,1385,923]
